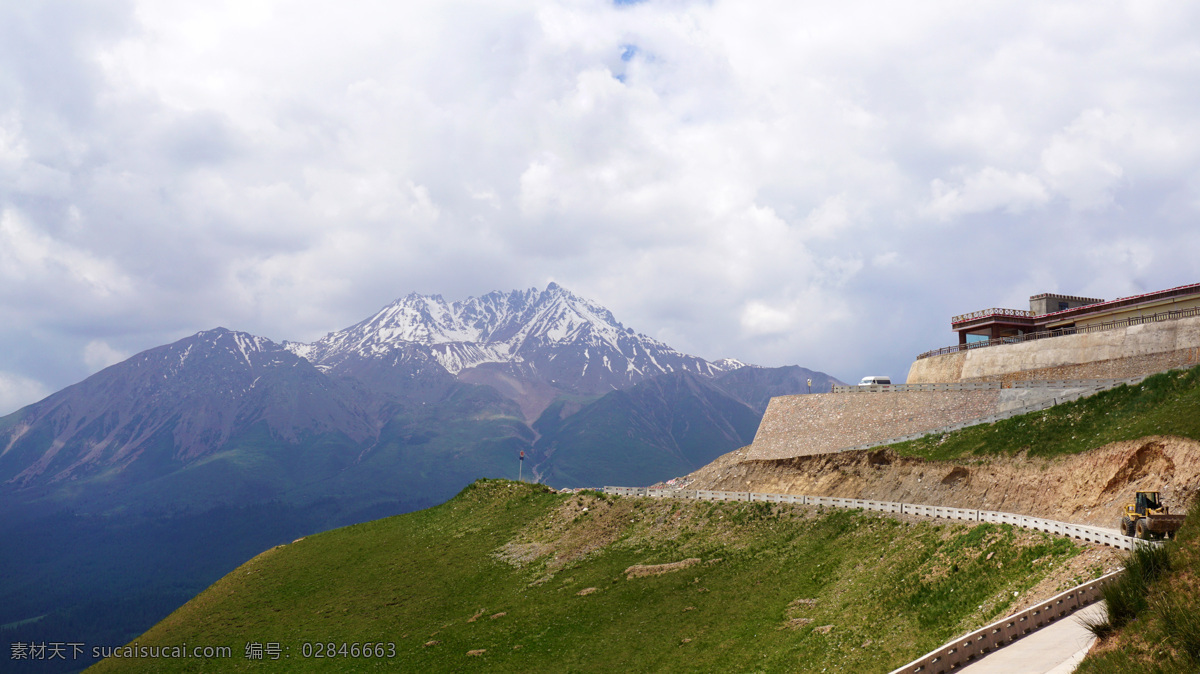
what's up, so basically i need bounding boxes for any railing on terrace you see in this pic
[951,307,1035,324]
[1038,282,1200,321]
[832,378,1137,394]
[918,305,1200,360]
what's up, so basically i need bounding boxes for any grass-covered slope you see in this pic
[889,365,1200,462]
[1076,496,1200,674]
[92,480,1090,673]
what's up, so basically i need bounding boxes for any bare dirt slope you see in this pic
[681,436,1200,529]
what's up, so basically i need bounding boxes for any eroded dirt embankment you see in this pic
[683,436,1200,528]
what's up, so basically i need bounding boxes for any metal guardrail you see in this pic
[918,305,1200,360]
[600,486,1158,674]
[600,487,1154,552]
[888,571,1120,674]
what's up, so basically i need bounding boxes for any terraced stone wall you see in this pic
[908,315,1200,385]
[747,390,1001,460]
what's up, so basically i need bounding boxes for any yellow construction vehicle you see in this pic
[1121,491,1185,539]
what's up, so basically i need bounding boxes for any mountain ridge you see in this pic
[0,284,842,670]
[0,327,374,490]
[1,284,839,498]
[288,284,745,409]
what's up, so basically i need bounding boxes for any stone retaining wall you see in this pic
[908,315,1200,385]
[968,347,1200,386]
[747,390,1001,460]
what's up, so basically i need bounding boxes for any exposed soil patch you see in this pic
[868,450,892,466]
[1100,440,1175,498]
[625,558,701,579]
[941,466,970,487]
[494,494,631,572]
[780,597,819,630]
[494,542,548,567]
[685,436,1200,528]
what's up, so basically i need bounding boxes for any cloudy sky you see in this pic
[2,0,1199,414]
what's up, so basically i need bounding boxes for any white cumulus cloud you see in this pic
[1,0,1199,390]
[83,340,130,373]
[923,168,1049,221]
[0,371,50,416]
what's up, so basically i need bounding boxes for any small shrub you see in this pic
[748,501,773,520]
[1152,591,1200,663]
[1085,543,1172,636]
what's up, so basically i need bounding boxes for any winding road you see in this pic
[957,602,1105,674]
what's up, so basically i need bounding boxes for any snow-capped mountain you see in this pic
[289,283,744,410]
[0,285,843,657]
[0,285,827,494]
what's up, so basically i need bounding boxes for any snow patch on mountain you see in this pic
[283,284,747,399]
[427,342,515,373]
[711,358,752,372]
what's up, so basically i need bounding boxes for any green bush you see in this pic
[1152,591,1200,662]
[1079,495,1200,673]
[1085,543,1172,637]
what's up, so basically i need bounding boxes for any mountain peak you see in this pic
[287,285,732,396]
[711,358,752,372]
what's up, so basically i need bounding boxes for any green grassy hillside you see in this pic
[90,480,1092,673]
[891,365,1200,462]
[0,384,531,673]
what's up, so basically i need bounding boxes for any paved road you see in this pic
[957,602,1106,674]
[958,525,1121,673]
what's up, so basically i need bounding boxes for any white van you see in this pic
[858,376,892,386]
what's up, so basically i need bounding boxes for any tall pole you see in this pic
[519,450,524,482]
